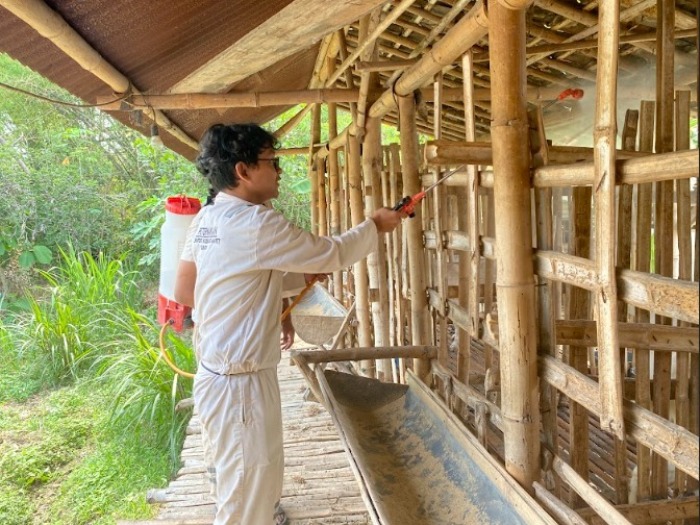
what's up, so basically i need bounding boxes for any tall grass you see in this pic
[11,244,194,457]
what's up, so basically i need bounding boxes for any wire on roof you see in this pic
[0,80,128,108]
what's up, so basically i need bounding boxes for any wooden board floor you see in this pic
[118,345,370,525]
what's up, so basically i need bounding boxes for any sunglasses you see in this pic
[258,157,281,170]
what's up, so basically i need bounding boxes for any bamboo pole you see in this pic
[590,0,625,443]
[651,0,675,499]
[0,0,197,150]
[328,101,343,303]
[576,496,700,525]
[633,100,655,503]
[398,94,430,379]
[363,116,392,380]
[353,9,381,139]
[295,345,437,364]
[389,144,408,383]
[555,321,698,353]
[380,147,398,382]
[316,155,327,237]
[530,106,560,498]
[567,185,592,507]
[611,108,639,504]
[512,149,698,188]
[424,141,647,166]
[347,134,374,377]
[674,90,692,499]
[460,51,479,389]
[335,29,358,123]
[431,73,450,372]
[308,104,321,235]
[551,454,634,525]
[533,482,589,525]
[489,1,540,490]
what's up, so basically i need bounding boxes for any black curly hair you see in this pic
[195,123,278,192]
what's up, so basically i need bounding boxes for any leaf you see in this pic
[288,177,311,194]
[0,244,5,257]
[18,251,36,269]
[32,245,53,264]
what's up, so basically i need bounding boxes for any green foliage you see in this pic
[0,53,205,288]
[90,309,194,462]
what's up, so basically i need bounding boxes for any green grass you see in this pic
[0,381,175,524]
[0,247,194,524]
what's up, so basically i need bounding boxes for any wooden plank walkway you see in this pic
[118,347,370,525]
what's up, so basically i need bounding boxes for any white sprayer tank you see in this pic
[158,195,201,330]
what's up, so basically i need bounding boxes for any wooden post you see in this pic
[460,51,479,389]
[328,101,343,302]
[633,100,655,504]
[316,154,328,237]
[567,184,592,508]
[674,90,692,499]
[530,106,559,497]
[652,0,675,499]
[611,109,638,504]
[309,104,321,235]
[592,0,625,441]
[389,144,407,383]
[431,72,450,372]
[398,93,430,379]
[488,1,540,489]
[364,116,392,380]
[348,133,374,378]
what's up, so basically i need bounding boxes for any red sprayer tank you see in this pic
[157,195,201,331]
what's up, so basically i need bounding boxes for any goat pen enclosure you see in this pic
[291,3,698,524]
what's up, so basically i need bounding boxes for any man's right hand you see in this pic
[371,207,406,233]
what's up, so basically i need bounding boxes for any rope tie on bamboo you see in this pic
[159,276,321,378]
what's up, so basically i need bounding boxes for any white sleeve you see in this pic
[254,210,378,274]
[281,272,307,298]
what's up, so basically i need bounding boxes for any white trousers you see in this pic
[194,366,284,525]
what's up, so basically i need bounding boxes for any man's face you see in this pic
[248,147,282,202]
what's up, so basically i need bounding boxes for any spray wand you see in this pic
[393,165,464,217]
[542,88,584,110]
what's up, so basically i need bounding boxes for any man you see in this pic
[174,123,404,525]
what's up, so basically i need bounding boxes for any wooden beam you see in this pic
[540,355,699,479]
[551,453,634,525]
[532,149,699,188]
[354,58,419,72]
[424,140,646,166]
[293,345,438,364]
[556,320,698,353]
[576,496,700,525]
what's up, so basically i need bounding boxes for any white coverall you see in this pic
[181,192,377,524]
